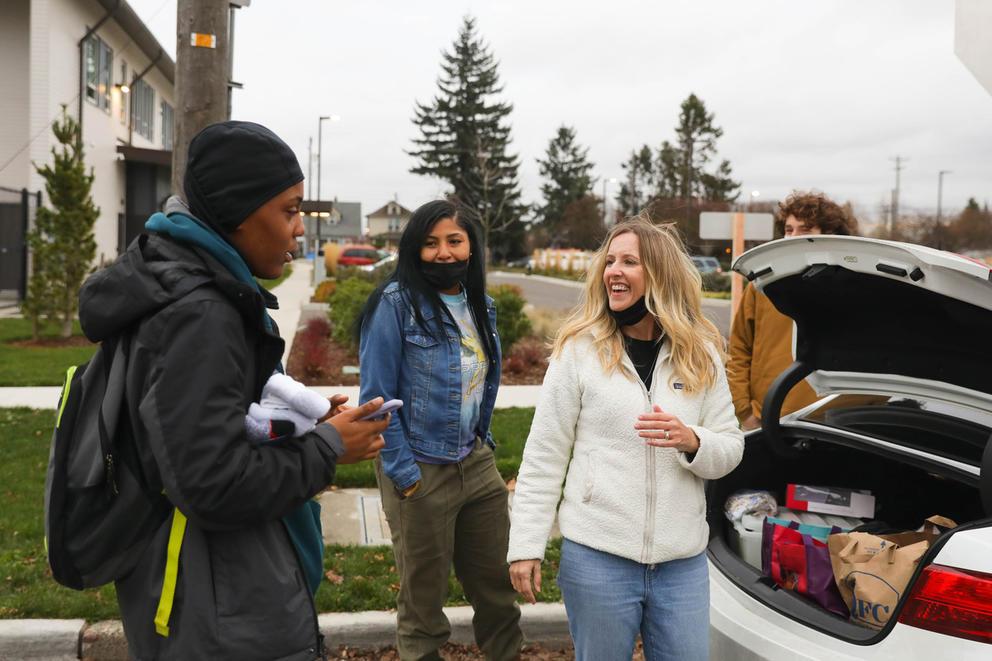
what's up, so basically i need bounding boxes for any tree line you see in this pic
[408,17,741,259]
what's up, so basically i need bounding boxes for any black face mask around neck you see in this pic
[609,296,649,327]
[421,259,469,291]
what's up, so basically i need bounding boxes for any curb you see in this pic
[1,604,570,660]
[0,619,84,661]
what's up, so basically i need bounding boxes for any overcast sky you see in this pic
[129,0,992,227]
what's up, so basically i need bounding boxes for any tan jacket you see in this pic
[727,283,818,423]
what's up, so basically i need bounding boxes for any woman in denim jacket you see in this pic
[357,200,523,661]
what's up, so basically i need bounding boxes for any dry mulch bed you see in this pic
[286,327,549,387]
[328,640,646,660]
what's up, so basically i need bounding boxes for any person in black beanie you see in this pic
[77,120,388,660]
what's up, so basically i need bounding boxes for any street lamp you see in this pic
[316,114,340,251]
[749,190,760,209]
[936,170,951,250]
[602,177,619,226]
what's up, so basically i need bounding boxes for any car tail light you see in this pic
[898,564,992,644]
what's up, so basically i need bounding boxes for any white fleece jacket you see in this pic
[507,333,744,565]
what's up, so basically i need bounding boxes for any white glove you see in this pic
[261,373,331,419]
[245,372,331,439]
[244,408,277,443]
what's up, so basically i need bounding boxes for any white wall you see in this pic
[956,0,992,96]
[0,0,31,191]
[36,0,175,265]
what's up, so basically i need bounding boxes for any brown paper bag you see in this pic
[827,515,956,629]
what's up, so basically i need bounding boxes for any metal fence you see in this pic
[0,185,40,302]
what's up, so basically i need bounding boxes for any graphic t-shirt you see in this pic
[441,290,488,458]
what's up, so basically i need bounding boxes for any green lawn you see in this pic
[0,318,97,387]
[256,263,293,291]
[0,405,555,620]
[0,262,292,388]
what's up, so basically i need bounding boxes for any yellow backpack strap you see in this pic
[56,365,77,428]
[154,507,188,636]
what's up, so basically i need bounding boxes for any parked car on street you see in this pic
[337,244,382,267]
[358,251,397,273]
[708,235,992,659]
[692,255,722,274]
[506,255,535,270]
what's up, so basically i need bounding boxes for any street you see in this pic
[488,270,732,338]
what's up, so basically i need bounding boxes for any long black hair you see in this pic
[355,199,499,365]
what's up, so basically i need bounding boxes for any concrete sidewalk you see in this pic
[0,260,566,659]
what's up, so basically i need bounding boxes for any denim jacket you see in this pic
[359,281,501,490]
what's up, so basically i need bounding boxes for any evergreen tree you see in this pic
[616,145,653,216]
[409,16,524,260]
[674,93,740,235]
[949,197,992,251]
[652,140,682,200]
[616,94,739,245]
[22,105,99,340]
[535,125,595,235]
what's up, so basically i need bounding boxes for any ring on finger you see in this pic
[665,430,670,440]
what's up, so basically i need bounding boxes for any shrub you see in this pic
[701,272,731,293]
[336,262,394,288]
[525,306,565,343]
[529,266,585,282]
[312,279,338,304]
[335,265,372,283]
[487,284,532,356]
[502,335,549,376]
[298,316,331,377]
[328,277,375,353]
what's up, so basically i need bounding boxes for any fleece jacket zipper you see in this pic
[625,351,658,565]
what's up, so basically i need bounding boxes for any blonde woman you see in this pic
[507,215,744,661]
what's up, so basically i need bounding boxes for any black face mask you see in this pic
[421,259,469,291]
[609,296,649,327]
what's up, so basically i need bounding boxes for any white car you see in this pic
[358,251,397,273]
[708,235,992,659]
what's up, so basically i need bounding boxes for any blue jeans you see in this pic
[557,539,709,661]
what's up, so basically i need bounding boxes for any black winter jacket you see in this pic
[78,231,343,660]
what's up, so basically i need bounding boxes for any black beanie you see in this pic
[183,120,304,234]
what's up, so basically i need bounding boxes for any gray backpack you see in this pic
[43,334,169,590]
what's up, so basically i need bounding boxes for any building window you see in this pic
[133,79,155,141]
[160,101,174,150]
[85,34,113,112]
[119,61,128,124]
[389,218,403,232]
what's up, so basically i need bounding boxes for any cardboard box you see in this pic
[771,507,864,532]
[786,484,875,519]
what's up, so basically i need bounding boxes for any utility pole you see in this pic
[684,142,694,236]
[171,0,231,195]
[306,137,313,200]
[316,116,331,252]
[936,170,951,250]
[601,177,617,226]
[889,155,906,235]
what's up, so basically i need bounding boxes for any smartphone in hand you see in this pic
[357,398,403,422]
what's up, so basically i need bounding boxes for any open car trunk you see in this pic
[706,413,990,642]
[708,235,992,642]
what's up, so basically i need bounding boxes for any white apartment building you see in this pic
[0,0,174,297]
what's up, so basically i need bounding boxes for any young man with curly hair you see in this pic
[727,190,858,430]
